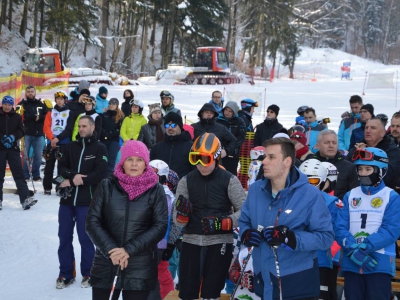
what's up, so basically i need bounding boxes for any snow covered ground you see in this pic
[1,48,400,299]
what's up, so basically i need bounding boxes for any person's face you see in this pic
[162,97,171,107]
[390,117,400,141]
[55,97,65,106]
[124,91,132,98]
[2,103,12,113]
[85,102,94,111]
[123,156,146,177]
[360,109,372,122]
[100,92,108,98]
[262,144,291,181]
[202,110,214,119]
[131,105,140,114]
[364,119,385,146]
[151,111,162,121]
[304,111,316,124]
[267,109,277,119]
[196,161,216,176]
[316,134,338,158]
[26,88,36,99]
[165,122,181,136]
[212,92,222,104]
[350,102,362,115]
[223,107,234,118]
[78,119,95,138]
[108,103,117,111]
[357,165,374,176]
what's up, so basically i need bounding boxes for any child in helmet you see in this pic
[238,98,258,132]
[71,96,103,141]
[299,159,341,300]
[120,99,147,142]
[335,147,400,300]
[248,146,265,186]
[160,90,181,116]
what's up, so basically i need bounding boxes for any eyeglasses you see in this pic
[352,149,373,161]
[164,123,178,129]
[307,177,321,186]
[189,152,214,166]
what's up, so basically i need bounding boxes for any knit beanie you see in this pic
[2,96,14,106]
[109,98,119,107]
[267,104,280,116]
[164,112,183,130]
[360,104,374,117]
[290,132,307,146]
[78,80,90,92]
[99,86,108,95]
[80,89,91,96]
[119,140,150,168]
[148,103,162,116]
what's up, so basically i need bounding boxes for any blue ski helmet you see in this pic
[352,147,388,170]
[240,99,258,109]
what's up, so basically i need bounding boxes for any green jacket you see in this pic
[120,113,147,141]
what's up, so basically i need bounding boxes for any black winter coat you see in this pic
[58,135,108,205]
[216,115,246,158]
[0,108,24,151]
[86,176,168,290]
[346,136,400,190]
[150,131,194,179]
[21,98,47,136]
[192,119,237,156]
[137,118,165,150]
[67,100,86,117]
[253,118,284,147]
[313,152,359,200]
[238,110,253,132]
[100,110,122,143]
[121,100,132,119]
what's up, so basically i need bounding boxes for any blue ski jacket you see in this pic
[338,114,361,151]
[304,121,326,153]
[239,167,334,300]
[95,94,109,114]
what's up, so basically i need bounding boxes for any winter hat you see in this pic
[99,86,108,95]
[109,98,119,106]
[290,132,307,146]
[164,111,183,130]
[223,101,239,116]
[267,104,280,116]
[120,140,150,167]
[360,104,374,117]
[80,89,91,96]
[197,103,219,119]
[273,133,290,139]
[148,103,162,116]
[78,80,90,92]
[2,95,14,106]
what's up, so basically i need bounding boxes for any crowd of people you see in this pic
[1,82,400,300]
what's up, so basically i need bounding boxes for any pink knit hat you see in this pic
[119,140,150,167]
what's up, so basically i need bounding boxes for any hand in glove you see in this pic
[201,216,232,234]
[1,135,15,149]
[175,195,192,224]
[162,243,176,261]
[263,225,297,251]
[56,185,73,199]
[241,270,254,291]
[347,243,378,271]
[241,229,263,248]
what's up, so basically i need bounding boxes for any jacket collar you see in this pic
[360,180,386,195]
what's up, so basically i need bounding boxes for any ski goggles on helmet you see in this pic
[189,152,214,167]
[83,97,94,103]
[160,90,172,98]
[352,149,374,161]
[129,99,141,106]
[54,91,66,98]
[307,177,321,186]
[164,123,178,129]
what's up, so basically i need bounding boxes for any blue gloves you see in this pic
[1,135,15,149]
[347,243,378,271]
[241,229,263,248]
[264,225,297,251]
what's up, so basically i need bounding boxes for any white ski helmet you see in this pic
[299,159,327,188]
[149,159,169,177]
[250,146,265,160]
[320,161,338,193]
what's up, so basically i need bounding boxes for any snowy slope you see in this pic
[1,48,400,299]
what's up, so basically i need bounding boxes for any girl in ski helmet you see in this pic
[120,99,147,142]
[71,96,103,141]
[248,146,265,186]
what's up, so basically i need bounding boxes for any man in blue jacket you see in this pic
[239,137,334,300]
[208,90,224,114]
[304,107,327,153]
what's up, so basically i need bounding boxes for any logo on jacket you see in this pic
[371,197,383,208]
[84,155,96,161]
[351,197,362,208]
[62,113,67,117]
[335,199,344,209]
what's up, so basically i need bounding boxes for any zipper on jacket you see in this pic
[120,195,131,289]
[168,142,174,166]
[73,138,85,206]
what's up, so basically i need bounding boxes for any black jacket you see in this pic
[86,176,168,290]
[137,118,165,150]
[216,115,246,158]
[313,151,359,200]
[68,100,86,117]
[58,135,108,205]
[253,118,284,147]
[346,136,400,190]
[150,131,194,179]
[238,110,253,132]
[21,98,47,136]
[192,119,237,156]
[121,100,132,119]
[100,110,122,143]
[0,108,24,151]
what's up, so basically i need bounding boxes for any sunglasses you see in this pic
[189,152,214,166]
[307,177,321,186]
[164,123,178,129]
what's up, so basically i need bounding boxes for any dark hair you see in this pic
[279,127,289,134]
[26,85,36,91]
[304,107,316,115]
[123,89,134,99]
[349,95,363,104]
[212,90,222,97]
[263,137,295,168]
[79,115,95,126]
[392,112,400,119]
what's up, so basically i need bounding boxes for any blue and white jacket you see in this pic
[338,114,361,151]
[334,181,400,276]
[239,167,334,300]
[95,94,109,114]
[305,121,326,153]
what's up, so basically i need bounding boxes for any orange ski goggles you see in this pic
[189,152,214,167]
[307,177,321,186]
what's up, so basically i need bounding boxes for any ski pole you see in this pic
[230,225,264,300]
[109,265,121,300]
[24,142,36,193]
[267,225,285,300]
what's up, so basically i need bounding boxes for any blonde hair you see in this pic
[114,107,125,123]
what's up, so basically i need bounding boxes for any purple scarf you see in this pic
[113,163,158,201]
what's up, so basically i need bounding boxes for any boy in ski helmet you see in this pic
[160,90,181,116]
[239,98,258,132]
[335,147,400,300]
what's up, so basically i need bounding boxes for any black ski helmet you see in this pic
[297,105,309,116]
